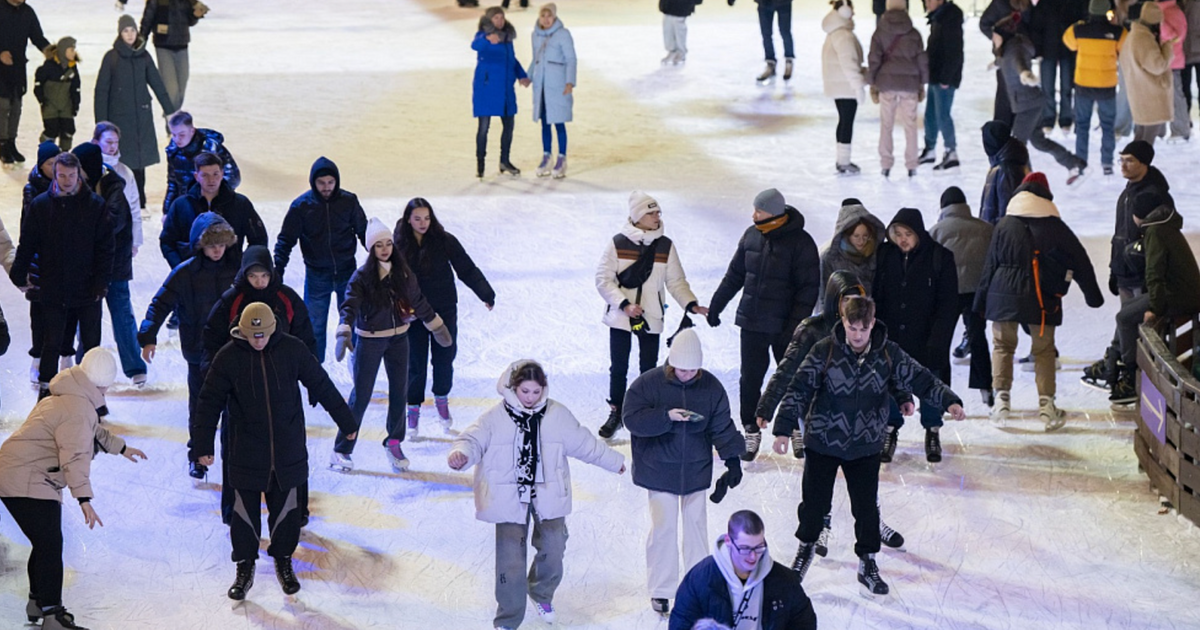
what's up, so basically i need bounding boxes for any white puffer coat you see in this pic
[595,221,698,334]
[822,9,867,100]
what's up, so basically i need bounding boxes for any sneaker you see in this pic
[836,162,861,175]
[880,519,905,549]
[329,450,354,472]
[406,404,421,440]
[933,149,960,170]
[857,554,890,596]
[274,556,301,595]
[1039,395,1065,432]
[815,515,831,557]
[531,598,556,623]
[880,426,898,463]
[598,405,622,439]
[924,427,942,463]
[536,153,552,177]
[29,358,39,385]
[228,560,255,600]
[756,60,777,82]
[783,57,794,81]
[434,395,453,431]
[132,373,147,388]
[991,390,1011,426]
[791,541,817,582]
[1103,165,1114,176]
[790,429,805,459]
[551,154,567,179]
[188,461,207,479]
[742,431,762,462]
[651,598,670,615]
[918,146,937,165]
[385,439,410,472]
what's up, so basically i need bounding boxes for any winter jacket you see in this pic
[140,0,202,49]
[623,366,744,496]
[394,228,495,315]
[95,166,135,283]
[18,167,53,303]
[818,203,886,309]
[273,157,367,278]
[929,202,995,295]
[339,261,441,338]
[161,180,266,269]
[0,0,50,98]
[873,208,960,380]
[1063,16,1127,96]
[33,50,80,119]
[0,216,14,275]
[772,321,961,460]
[530,19,576,124]
[596,223,699,335]
[450,363,625,524]
[1113,166,1173,289]
[1120,20,1175,125]
[757,270,866,426]
[669,536,818,630]
[660,0,700,17]
[980,138,1030,224]
[202,246,315,369]
[927,1,965,87]
[0,367,116,503]
[11,184,114,308]
[709,207,820,336]
[998,33,1045,113]
[1159,0,1188,70]
[868,10,929,94]
[974,187,1105,327]
[1031,0,1087,60]
[103,154,143,251]
[191,331,356,492]
[472,31,528,118]
[94,34,174,170]
[821,9,868,99]
[1140,205,1200,318]
[1185,0,1200,64]
[163,128,240,213]
[139,213,239,363]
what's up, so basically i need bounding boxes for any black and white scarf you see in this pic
[506,403,544,505]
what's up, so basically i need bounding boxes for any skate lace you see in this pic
[880,523,899,542]
[862,557,881,582]
[791,544,813,571]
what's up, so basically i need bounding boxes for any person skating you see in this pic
[138,0,208,112]
[92,123,142,248]
[1030,0,1085,136]
[921,0,965,171]
[1119,1,1175,144]
[162,111,239,213]
[821,0,868,174]
[734,0,795,83]
[191,303,357,601]
[529,3,576,178]
[869,0,929,178]
[473,6,530,178]
[623,328,745,615]
[1063,0,1128,176]
[595,191,707,440]
[273,156,367,363]
[0,0,51,168]
[706,189,819,461]
[161,151,265,270]
[0,348,148,630]
[818,199,886,308]
[773,296,965,596]
[979,0,1033,126]
[1158,0,1190,142]
[448,360,625,629]
[979,120,1031,224]
[333,219,453,473]
[975,172,1105,429]
[660,0,700,64]
[669,510,818,630]
[394,198,494,437]
[33,37,80,151]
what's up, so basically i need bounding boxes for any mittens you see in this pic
[428,316,454,348]
[334,326,354,362]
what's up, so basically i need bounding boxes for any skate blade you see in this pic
[814,547,828,558]
[925,461,939,472]
[859,584,889,599]
[951,357,970,365]
[328,464,353,473]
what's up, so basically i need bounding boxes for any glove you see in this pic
[870,86,880,105]
[334,327,354,362]
[1108,274,1118,296]
[710,473,730,503]
[917,86,925,103]
[430,322,454,348]
[723,456,743,489]
[1019,70,1039,87]
[728,0,735,5]
[706,311,721,327]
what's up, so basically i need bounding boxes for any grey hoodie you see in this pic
[713,534,771,630]
[818,203,886,308]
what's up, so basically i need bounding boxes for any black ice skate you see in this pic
[917,146,937,165]
[1081,348,1118,392]
[275,556,301,595]
[499,161,521,176]
[228,560,255,600]
[188,461,207,479]
[815,514,832,557]
[741,431,761,462]
[880,519,905,550]
[1109,365,1138,405]
[790,429,805,459]
[756,60,776,83]
[933,149,960,171]
[791,541,817,582]
[783,58,794,81]
[27,598,41,623]
[858,554,890,597]
[651,598,670,616]
[952,332,970,363]
[880,426,898,463]
[836,162,861,175]
[925,428,942,463]
[598,405,622,439]
[40,606,88,630]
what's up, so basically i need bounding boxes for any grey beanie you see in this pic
[753,188,786,217]
[1088,0,1109,16]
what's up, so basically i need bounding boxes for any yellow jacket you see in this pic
[1063,18,1127,90]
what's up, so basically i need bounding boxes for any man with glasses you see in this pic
[669,510,818,630]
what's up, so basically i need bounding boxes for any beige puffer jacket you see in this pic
[822,9,867,100]
[1120,17,1175,125]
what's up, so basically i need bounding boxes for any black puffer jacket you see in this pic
[623,366,745,496]
[394,226,495,315]
[139,212,239,363]
[163,128,240,213]
[140,0,202,49]
[757,270,866,425]
[873,208,959,380]
[0,0,50,98]
[190,331,356,492]
[340,260,440,334]
[10,184,114,308]
[1112,166,1173,290]
[708,207,820,335]
[274,157,366,279]
[773,321,961,460]
[161,180,266,269]
[927,1,965,87]
[19,165,54,302]
[660,0,700,17]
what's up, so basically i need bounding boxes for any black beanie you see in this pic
[940,186,967,208]
[982,121,1012,159]
[1120,140,1154,166]
[841,198,863,207]
[71,143,103,186]
[37,141,61,169]
[1133,191,1164,220]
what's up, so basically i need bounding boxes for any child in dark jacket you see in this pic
[332,218,452,474]
[33,38,80,151]
[979,120,1030,224]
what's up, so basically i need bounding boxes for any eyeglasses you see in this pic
[729,540,768,557]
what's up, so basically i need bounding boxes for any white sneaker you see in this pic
[990,390,1011,426]
[531,598,556,623]
[329,451,353,472]
[1039,396,1065,432]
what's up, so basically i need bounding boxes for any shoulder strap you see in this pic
[228,292,244,324]
[277,290,295,324]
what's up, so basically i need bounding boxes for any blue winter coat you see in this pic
[472,32,527,118]
[530,20,576,124]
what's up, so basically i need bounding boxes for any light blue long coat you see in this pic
[529,19,577,124]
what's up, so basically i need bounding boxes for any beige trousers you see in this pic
[992,321,1057,397]
[646,489,708,599]
[879,91,919,171]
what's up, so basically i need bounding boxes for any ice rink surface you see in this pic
[0,1,1199,628]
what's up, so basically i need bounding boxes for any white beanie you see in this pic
[628,191,661,224]
[80,347,117,389]
[668,328,703,370]
[365,217,392,251]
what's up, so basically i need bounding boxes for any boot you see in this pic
[0,140,14,167]
[56,135,72,153]
[880,426,898,463]
[536,152,552,177]
[918,146,937,165]
[952,331,970,362]
[10,141,26,163]
[857,554,889,596]
[551,154,567,179]
[40,606,88,630]
[991,390,1011,426]
[1109,364,1138,404]
[385,439,409,472]
[933,149,960,170]
[228,560,255,600]
[742,430,761,462]
[814,513,832,557]
[924,427,942,463]
[188,461,207,479]
[1039,395,1065,432]
[598,404,622,439]
[835,143,860,175]
[1081,347,1117,391]
[274,556,301,595]
[756,60,776,82]
[27,598,41,623]
[791,541,817,582]
[783,57,794,81]
[879,515,905,549]
[499,160,521,176]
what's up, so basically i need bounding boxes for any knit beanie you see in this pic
[56,37,77,66]
[37,141,61,169]
[1133,191,1165,220]
[80,348,117,389]
[1140,1,1163,25]
[71,143,104,186]
[1088,0,1110,16]
[982,120,1012,159]
[628,191,661,224]
[668,328,703,370]
[886,0,906,11]
[940,186,967,208]
[1120,140,1154,166]
[1016,172,1053,200]
[753,188,786,217]
[364,217,392,251]
[118,14,137,33]
[540,2,557,18]
[1021,171,1049,190]
[238,302,277,340]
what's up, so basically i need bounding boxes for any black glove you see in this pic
[724,456,743,488]
[706,311,721,327]
[710,473,730,503]
[1108,274,1118,296]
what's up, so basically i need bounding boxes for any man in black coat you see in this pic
[10,152,114,393]
[670,510,817,630]
[161,150,265,270]
[707,189,819,462]
[191,302,356,601]
[0,0,51,166]
[921,0,965,170]
[274,156,366,363]
[136,0,206,112]
[20,140,69,381]
[163,111,239,213]
[873,207,958,463]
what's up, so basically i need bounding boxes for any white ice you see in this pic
[0,1,1198,628]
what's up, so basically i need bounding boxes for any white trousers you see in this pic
[646,489,708,599]
[662,16,688,56]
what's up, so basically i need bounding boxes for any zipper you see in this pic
[259,350,276,475]
[325,200,336,278]
[678,376,687,492]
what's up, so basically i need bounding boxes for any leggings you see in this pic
[476,116,514,163]
[541,121,567,155]
[835,98,857,144]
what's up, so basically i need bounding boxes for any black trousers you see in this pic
[797,448,881,557]
[407,309,458,405]
[835,98,857,144]
[131,167,146,210]
[38,302,101,386]
[609,327,659,407]
[476,115,515,164]
[740,329,790,432]
[994,70,1015,127]
[28,301,75,359]
[1011,107,1084,170]
[959,292,992,391]
[1,497,64,608]
[229,476,302,563]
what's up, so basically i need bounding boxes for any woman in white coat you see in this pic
[822,0,868,174]
[449,360,625,629]
[530,3,576,179]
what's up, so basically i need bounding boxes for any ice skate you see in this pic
[0,140,13,169]
[40,606,88,630]
[756,60,776,83]
[407,404,421,441]
[907,169,917,178]
[59,355,74,372]
[531,597,556,623]
[880,519,905,550]
[835,143,860,175]
[791,541,817,582]
[1109,365,1137,405]
[551,154,567,179]
[132,373,147,388]
[925,427,942,463]
[29,358,39,385]
[836,162,861,175]
[228,560,255,600]
[918,146,937,165]
[536,153,552,177]
[661,52,677,65]
[1067,166,1087,187]
[857,554,889,597]
[790,429,805,459]
[782,57,794,81]
[188,461,207,480]
[329,450,354,473]
[951,332,970,363]
[990,390,1011,426]
[741,431,761,462]
[27,598,41,623]
[434,395,453,431]
[881,168,890,179]
[814,515,831,557]
[499,161,521,177]
[11,144,26,164]
[1103,165,1114,176]
[1039,396,1065,432]
[651,598,670,616]
[275,556,301,595]
[933,149,960,171]
[385,439,410,472]
[1081,348,1117,391]
[598,405,622,440]
[880,426,898,463]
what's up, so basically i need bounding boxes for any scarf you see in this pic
[754,213,788,234]
[506,402,544,505]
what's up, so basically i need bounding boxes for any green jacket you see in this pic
[1142,205,1200,318]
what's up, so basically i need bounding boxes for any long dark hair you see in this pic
[361,242,414,319]
[397,197,447,272]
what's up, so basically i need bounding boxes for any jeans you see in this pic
[407,310,457,404]
[229,477,301,563]
[1039,56,1075,129]
[1116,293,1153,365]
[304,266,353,364]
[1012,108,1084,170]
[609,328,660,408]
[338,333,410,453]
[1,497,63,608]
[662,15,688,57]
[739,329,789,432]
[155,46,190,111]
[1074,93,1117,167]
[0,93,22,141]
[476,116,514,165]
[923,84,957,150]
[993,321,1057,396]
[797,448,881,557]
[106,280,148,378]
[1172,69,1191,139]
[835,98,857,144]
[757,1,794,61]
[494,505,568,629]
[39,301,102,387]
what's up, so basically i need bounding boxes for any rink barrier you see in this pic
[1135,316,1200,526]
